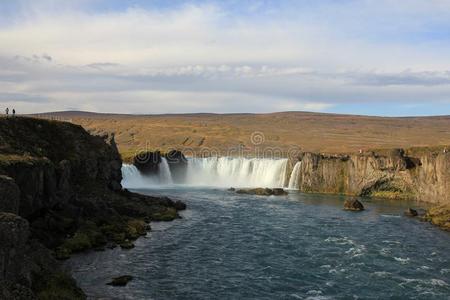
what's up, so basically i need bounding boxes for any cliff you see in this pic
[0,117,186,299]
[290,148,449,204]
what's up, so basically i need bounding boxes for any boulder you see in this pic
[107,275,133,287]
[0,175,20,214]
[404,208,418,217]
[174,200,187,211]
[343,199,365,211]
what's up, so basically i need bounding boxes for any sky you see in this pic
[1,0,450,116]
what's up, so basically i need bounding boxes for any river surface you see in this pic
[67,188,450,299]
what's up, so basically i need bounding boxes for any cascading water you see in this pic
[121,157,290,189]
[121,158,173,188]
[287,161,302,190]
[159,157,173,184]
[185,157,288,188]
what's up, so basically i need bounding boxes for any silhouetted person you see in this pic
[12,109,15,117]
[5,107,9,117]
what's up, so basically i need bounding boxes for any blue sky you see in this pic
[0,0,450,116]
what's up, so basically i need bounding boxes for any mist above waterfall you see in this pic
[122,157,291,189]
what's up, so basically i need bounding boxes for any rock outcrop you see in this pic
[132,150,188,182]
[235,188,288,196]
[425,205,450,231]
[343,199,365,211]
[289,148,449,204]
[0,117,186,298]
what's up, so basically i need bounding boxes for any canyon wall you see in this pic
[291,148,449,204]
[0,117,185,298]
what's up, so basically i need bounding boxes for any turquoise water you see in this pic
[68,188,450,299]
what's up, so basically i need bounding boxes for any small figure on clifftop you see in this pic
[12,109,15,117]
[5,107,9,117]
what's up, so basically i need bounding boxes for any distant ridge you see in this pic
[39,110,450,155]
[31,110,450,118]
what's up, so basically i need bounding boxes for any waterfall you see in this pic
[288,161,302,189]
[159,157,173,184]
[121,158,173,188]
[121,157,290,189]
[185,157,288,188]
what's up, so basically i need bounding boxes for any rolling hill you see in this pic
[33,111,450,159]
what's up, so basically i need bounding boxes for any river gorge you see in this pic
[67,159,450,299]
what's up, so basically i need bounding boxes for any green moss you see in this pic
[36,272,86,300]
[119,240,135,249]
[59,222,107,255]
[126,219,149,239]
[54,247,71,260]
[62,232,92,253]
[152,208,178,221]
[100,221,127,243]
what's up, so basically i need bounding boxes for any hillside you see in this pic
[35,111,450,158]
[0,117,185,298]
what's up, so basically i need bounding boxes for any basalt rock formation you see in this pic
[0,117,186,299]
[289,148,449,205]
[132,150,188,182]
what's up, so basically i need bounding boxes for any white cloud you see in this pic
[0,1,450,114]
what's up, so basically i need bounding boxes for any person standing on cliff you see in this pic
[12,109,15,117]
[5,107,9,117]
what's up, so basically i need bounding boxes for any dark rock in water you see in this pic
[235,188,288,196]
[343,199,365,211]
[120,241,135,250]
[228,187,236,191]
[404,208,418,217]
[174,200,187,210]
[107,275,133,287]
[106,242,117,249]
[272,188,288,196]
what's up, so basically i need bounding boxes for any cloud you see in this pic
[0,1,450,115]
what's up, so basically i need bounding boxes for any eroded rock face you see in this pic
[0,175,20,214]
[288,149,450,204]
[425,205,450,231]
[133,151,162,175]
[0,117,186,297]
[0,213,30,285]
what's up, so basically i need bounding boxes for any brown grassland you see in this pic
[36,111,450,160]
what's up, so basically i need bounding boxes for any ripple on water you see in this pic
[66,188,450,299]
[394,257,410,264]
